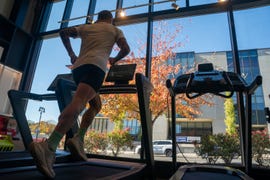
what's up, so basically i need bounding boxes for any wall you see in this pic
[258,48,270,108]
[153,115,168,140]
[0,64,22,115]
[0,0,15,19]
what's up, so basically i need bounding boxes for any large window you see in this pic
[152,12,233,162]
[22,0,270,170]
[233,6,270,168]
[27,19,147,158]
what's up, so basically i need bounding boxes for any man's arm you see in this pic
[109,37,130,65]
[59,27,78,64]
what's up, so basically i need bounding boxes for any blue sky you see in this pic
[25,3,270,124]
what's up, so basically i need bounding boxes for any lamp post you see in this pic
[36,107,45,140]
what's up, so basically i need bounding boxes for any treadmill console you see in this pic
[191,63,227,85]
[185,63,233,98]
[169,63,240,99]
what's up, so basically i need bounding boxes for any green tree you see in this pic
[224,92,237,135]
[28,120,55,136]
[107,128,133,157]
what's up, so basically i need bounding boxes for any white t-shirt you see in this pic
[72,22,125,72]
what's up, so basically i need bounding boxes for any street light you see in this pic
[36,107,45,140]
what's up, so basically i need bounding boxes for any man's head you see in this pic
[97,10,113,23]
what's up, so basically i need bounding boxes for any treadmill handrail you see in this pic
[8,90,56,101]
[246,75,262,95]
[169,71,262,98]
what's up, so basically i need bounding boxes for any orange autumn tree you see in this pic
[100,21,213,127]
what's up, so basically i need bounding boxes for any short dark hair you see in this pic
[97,10,113,21]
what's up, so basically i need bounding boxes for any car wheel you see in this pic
[165,149,172,157]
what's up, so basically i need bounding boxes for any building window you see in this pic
[123,119,141,136]
[176,121,212,137]
[90,117,108,133]
[227,50,266,125]
[167,52,195,80]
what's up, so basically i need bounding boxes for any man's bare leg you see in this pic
[55,83,97,134]
[78,94,102,141]
[29,83,97,178]
[66,94,102,160]
[46,83,97,152]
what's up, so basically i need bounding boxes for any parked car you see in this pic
[135,140,177,157]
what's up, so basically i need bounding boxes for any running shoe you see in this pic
[66,134,88,161]
[29,140,55,178]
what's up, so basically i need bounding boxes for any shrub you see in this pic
[194,135,220,164]
[252,129,270,167]
[107,128,133,157]
[214,133,240,164]
[194,133,240,164]
[84,130,108,154]
[84,128,133,157]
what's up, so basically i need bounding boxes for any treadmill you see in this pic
[167,63,261,179]
[2,64,155,179]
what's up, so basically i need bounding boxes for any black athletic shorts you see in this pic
[72,64,105,92]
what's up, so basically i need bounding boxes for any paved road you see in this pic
[101,150,242,164]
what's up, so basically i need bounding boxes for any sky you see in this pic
[25,2,270,124]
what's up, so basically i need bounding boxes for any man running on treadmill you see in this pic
[29,10,130,178]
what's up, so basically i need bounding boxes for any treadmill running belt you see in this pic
[0,159,146,180]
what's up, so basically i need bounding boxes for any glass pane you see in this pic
[45,1,66,31]
[30,22,147,159]
[25,1,270,175]
[98,93,140,157]
[30,38,79,95]
[100,23,147,159]
[234,6,270,169]
[26,101,59,142]
[152,12,239,164]
[25,38,75,151]
[115,23,147,72]
[68,0,90,27]
[234,6,270,50]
